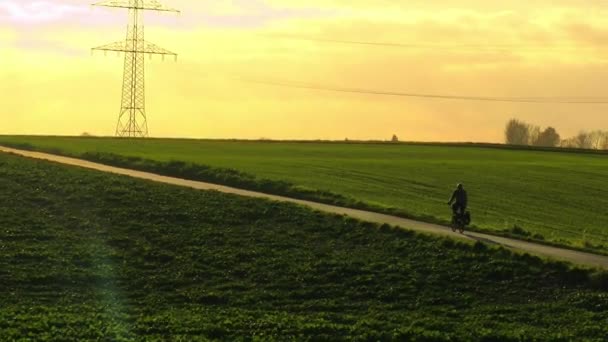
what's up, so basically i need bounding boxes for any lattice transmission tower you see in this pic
[92,0,179,138]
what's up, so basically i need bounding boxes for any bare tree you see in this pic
[528,124,541,145]
[535,127,561,147]
[574,131,593,149]
[601,133,608,150]
[589,131,601,149]
[505,119,530,145]
[588,130,608,150]
[560,138,577,148]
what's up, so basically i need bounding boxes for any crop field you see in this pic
[1,136,607,251]
[1,151,608,340]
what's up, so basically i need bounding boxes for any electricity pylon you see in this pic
[92,0,179,138]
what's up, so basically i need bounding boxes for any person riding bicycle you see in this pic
[447,183,468,217]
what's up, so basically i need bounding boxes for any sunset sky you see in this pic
[1,0,608,141]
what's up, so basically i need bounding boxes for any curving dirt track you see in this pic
[2,145,608,269]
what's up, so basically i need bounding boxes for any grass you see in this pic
[2,151,608,340]
[1,135,607,252]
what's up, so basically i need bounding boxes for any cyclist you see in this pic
[448,183,468,216]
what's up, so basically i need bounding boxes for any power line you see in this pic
[262,34,607,52]
[236,77,608,104]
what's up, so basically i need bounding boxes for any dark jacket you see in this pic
[449,189,468,206]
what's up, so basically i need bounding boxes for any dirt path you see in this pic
[2,145,608,269]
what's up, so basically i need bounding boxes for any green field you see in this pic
[2,151,608,340]
[1,136,607,251]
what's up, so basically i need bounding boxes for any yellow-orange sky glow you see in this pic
[1,0,608,142]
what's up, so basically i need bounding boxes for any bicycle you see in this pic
[451,211,471,234]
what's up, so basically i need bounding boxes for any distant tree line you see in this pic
[505,118,608,150]
[504,119,560,147]
[561,131,608,150]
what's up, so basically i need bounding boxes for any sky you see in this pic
[1,0,608,142]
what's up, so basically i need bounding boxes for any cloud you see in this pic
[561,21,608,46]
[190,0,336,28]
[0,0,337,30]
[0,1,86,23]
[13,37,86,57]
